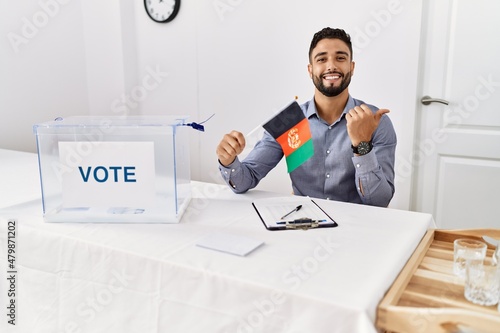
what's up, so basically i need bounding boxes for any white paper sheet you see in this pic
[196,232,264,256]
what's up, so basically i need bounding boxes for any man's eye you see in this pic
[317,58,325,62]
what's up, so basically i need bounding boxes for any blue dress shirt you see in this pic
[219,95,397,207]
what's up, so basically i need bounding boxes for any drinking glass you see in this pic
[453,238,487,277]
[465,262,500,306]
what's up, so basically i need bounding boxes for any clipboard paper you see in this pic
[252,197,338,231]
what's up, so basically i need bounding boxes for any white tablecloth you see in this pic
[0,149,435,333]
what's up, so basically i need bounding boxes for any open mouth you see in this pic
[322,72,342,82]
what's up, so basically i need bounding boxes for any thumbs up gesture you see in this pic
[345,104,390,146]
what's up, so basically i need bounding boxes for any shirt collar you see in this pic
[305,94,355,120]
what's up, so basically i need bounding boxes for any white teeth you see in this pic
[324,75,339,80]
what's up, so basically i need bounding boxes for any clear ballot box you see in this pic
[33,116,191,223]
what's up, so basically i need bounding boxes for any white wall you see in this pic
[1,0,423,210]
[1,0,89,151]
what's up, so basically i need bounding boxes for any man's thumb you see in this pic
[375,108,390,121]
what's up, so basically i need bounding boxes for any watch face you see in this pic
[144,0,180,23]
[357,141,372,155]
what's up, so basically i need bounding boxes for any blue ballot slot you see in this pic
[33,116,192,223]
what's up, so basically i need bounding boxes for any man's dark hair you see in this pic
[308,27,353,63]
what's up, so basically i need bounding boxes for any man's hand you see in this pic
[345,104,390,146]
[216,130,246,166]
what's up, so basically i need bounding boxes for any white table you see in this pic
[0,149,435,333]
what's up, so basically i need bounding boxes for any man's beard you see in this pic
[312,70,352,97]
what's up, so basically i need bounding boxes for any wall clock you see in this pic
[144,0,181,23]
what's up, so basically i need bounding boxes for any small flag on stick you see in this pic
[263,101,314,173]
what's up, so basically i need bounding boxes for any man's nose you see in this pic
[326,59,337,72]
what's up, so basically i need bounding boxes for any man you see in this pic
[216,27,396,207]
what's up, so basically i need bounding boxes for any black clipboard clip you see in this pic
[278,218,324,230]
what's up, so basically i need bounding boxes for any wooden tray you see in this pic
[377,229,500,333]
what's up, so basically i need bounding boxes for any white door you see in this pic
[412,0,500,229]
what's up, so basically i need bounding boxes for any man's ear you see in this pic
[307,63,313,78]
[351,61,355,76]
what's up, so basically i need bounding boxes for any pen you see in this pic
[280,205,302,220]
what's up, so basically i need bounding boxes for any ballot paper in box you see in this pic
[33,116,192,223]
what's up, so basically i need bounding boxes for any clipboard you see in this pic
[252,197,338,231]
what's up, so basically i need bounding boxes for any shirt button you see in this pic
[326,197,330,200]
[326,174,330,178]
[224,171,228,174]
[328,126,332,130]
[231,169,235,172]
[326,150,330,154]
[356,163,361,168]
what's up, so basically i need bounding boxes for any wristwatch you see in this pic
[351,141,373,155]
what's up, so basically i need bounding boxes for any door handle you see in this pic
[421,95,449,105]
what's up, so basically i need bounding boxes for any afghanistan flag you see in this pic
[263,101,314,173]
